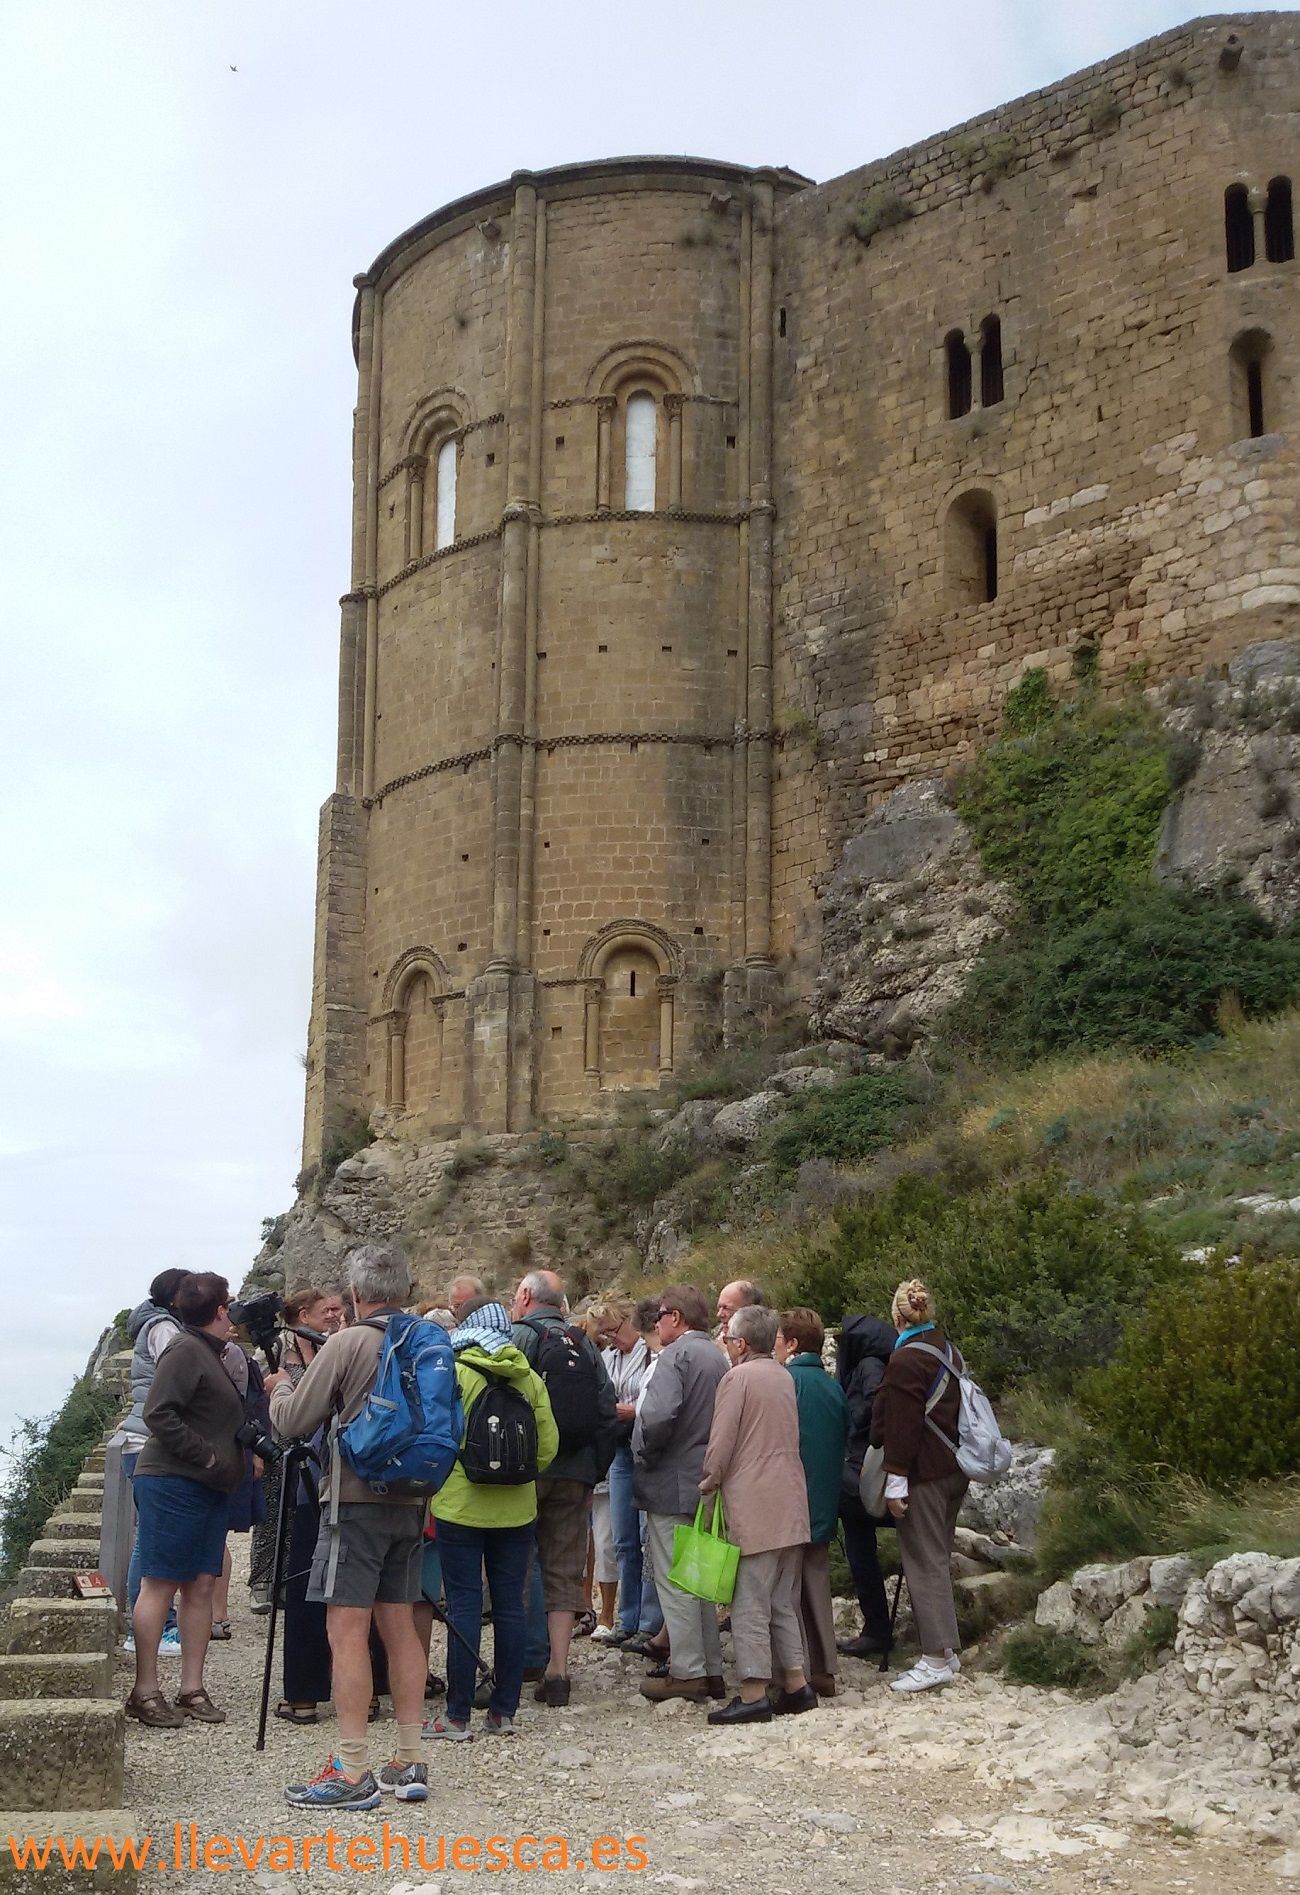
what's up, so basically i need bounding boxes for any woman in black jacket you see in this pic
[835,1314,896,1657]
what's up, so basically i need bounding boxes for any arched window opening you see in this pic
[979,315,1004,407]
[1266,177,1295,264]
[434,437,458,550]
[1230,330,1272,440]
[945,330,972,418]
[599,945,660,1084]
[624,392,657,511]
[1225,183,1255,272]
[946,490,999,606]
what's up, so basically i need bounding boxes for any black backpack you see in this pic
[524,1317,601,1453]
[460,1370,539,1486]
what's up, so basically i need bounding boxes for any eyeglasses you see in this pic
[655,1308,677,1322]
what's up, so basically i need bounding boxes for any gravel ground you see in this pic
[116,1541,1288,1893]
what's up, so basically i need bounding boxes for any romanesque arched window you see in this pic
[945,330,972,418]
[624,392,658,511]
[946,489,999,605]
[1225,183,1255,273]
[434,436,458,550]
[578,921,681,1090]
[1265,177,1295,264]
[1230,329,1272,439]
[979,315,1004,407]
[382,950,449,1113]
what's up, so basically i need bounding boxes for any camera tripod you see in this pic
[255,1440,493,1750]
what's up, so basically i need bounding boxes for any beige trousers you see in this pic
[897,1470,968,1656]
[644,1512,724,1681]
[797,1540,838,1681]
[730,1544,804,1683]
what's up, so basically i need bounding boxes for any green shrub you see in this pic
[764,1073,915,1172]
[1083,1256,1300,1485]
[1003,1627,1106,1690]
[780,1172,1184,1395]
[957,679,1172,929]
[950,885,1300,1061]
[1,1375,121,1581]
[320,1109,372,1182]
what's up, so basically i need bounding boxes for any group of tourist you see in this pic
[119,1245,971,1811]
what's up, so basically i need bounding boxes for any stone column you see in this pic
[743,176,776,973]
[387,1016,406,1112]
[596,396,616,512]
[336,590,366,794]
[1249,185,1267,263]
[406,454,427,565]
[657,976,676,1075]
[583,979,603,1077]
[665,392,685,510]
[358,279,384,802]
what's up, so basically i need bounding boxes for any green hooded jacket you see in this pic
[786,1352,850,1545]
[430,1343,559,1530]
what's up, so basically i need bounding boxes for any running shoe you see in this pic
[285,1760,381,1809]
[377,1761,429,1802]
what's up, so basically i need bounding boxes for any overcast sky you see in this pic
[0,0,1284,1464]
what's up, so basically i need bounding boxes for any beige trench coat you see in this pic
[699,1355,811,1556]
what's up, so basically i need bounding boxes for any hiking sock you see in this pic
[395,1724,423,1765]
[338,1738,370,1780]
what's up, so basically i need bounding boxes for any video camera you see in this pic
[228,1292,327,1372]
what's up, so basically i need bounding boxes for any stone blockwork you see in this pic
[306,14,1300,1154]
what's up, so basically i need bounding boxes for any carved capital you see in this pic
[595,395,617,418]
[655,974,677,996]
[663,392,686,418]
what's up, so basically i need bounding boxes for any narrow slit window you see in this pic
[979,315,1004,407]
[1230,330,1272,439]
[624,392,657,511]
[628,970,637,997]
[435,437,457,549]
[945,330,972,418]
[1225,183,1255,272]
[1265,177,1294,263]
[946,490,999,606]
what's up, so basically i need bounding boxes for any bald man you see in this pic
[446,1276,487,1324]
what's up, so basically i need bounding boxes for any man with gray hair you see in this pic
[511,1269,618,1705]
[265,1243,430,1810]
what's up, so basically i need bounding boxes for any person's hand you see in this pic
[252,1455,264,1478]
[262,1369,289,1394]
[886,1496,908,1520]
[615,1401,636,1423]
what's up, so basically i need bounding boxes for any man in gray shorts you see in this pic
[266,1243,428,1810]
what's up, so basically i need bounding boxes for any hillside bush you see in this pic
[956,675,1172,928]
[764,1073,915,1172]
[949,885,1300,1062]
[1,1374,120,1581]
[1083,1255,1300,1485]
[779,1172,1183,1395]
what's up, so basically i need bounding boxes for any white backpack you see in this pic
[906,1340,1013,1484]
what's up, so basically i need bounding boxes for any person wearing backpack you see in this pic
[424,1298,558,1739]
[869,1278,968,1695]
[266,1243,457,1809]
[510,1270,619,1706]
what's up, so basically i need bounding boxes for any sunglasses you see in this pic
[655,1307,678,1322]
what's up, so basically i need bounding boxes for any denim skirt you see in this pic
[134,1474,229,1582]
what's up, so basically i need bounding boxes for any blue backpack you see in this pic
[337,1313,462,1497]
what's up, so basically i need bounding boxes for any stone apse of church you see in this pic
[303,12,1300,1155]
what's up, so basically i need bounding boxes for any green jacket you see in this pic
[430,1344,559,1530]
[786,1352,850,1545]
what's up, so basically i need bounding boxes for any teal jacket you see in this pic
[786,1352,850,1545]
[430,1344,559,1530]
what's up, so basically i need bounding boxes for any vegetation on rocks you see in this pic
[0,1373,119,1582]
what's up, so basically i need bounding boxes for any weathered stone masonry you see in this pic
[304,14,1300,1155]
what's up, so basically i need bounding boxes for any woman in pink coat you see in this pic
[699,1305,815,1724]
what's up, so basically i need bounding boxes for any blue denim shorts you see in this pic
[134,1474,229,1583]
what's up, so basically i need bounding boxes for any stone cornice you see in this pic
[364,727,764,808]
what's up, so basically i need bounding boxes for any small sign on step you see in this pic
[73,1571,111,1598]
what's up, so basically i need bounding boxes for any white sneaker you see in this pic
[423,1716,473,1741]
[590,1624,619,1643]
[890,1657,957,1694]
[158,1628,183,1657]
[122,1635,136,1654]
[946,1651,962,1675]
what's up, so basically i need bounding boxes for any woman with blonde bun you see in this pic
[869,1279,968,1694]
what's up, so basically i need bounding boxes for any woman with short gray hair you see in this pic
[698,1306,814,1724]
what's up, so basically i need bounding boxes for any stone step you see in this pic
[22,1543,100,1571]
[2,1601,116,1658]
[0,1810,141,1894]
[72,1476,104,1492]
[12,1571,101,1604]
[0,1655,112,1701]
[40,1517,102,1543]
[0,1702,124,1812]
[63,1494,101,1516]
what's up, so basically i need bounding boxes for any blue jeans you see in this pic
[607,1445,644,1636]
[122,1450,176,1633]
[438,1519,534,1724]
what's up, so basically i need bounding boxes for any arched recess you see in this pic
[1230,328,1273,440]
[382,948,451,1112]
[943,486,1000,605]
[586,343,696,513]
[577,921,682,1088]
[400,390,471,561]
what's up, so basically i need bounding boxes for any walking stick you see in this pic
[255,1440,318,1751]
[882,1571,906,1673]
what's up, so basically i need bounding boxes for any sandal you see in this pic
[176,1689,227,1724]
[274,1701,319,1725]
[368,1695,381,1722]
[125,1689,183,1729]
[574,1609,598,1638]
[210,1620,232,1640]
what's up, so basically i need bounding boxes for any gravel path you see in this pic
[117,1542,1286,1893]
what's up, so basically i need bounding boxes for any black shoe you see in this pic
[533,1674,571,1707]
[473,1675,495,1710]
[522,1666,546,1683]
[646,1661,670,1680]
[704,1674,726,1701]
[621,1639,668,1661]
[773,1683,818,1717]
[837,1634,892,1658]
[707,1695,772,1725]
[424,1673,446,1700]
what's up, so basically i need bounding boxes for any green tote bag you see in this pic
[668,1496,740,1605]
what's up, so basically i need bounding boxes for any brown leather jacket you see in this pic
[869,1328,964,1485]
